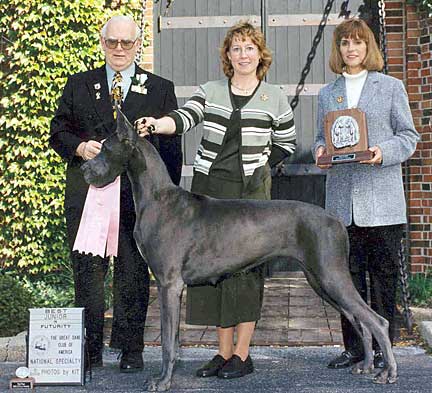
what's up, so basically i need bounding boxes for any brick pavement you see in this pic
[104,272,344,347]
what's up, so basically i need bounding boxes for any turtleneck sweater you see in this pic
[342,69,368,109]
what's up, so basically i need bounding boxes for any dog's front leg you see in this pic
[146,282,183,392]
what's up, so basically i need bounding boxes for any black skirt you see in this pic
[185,168,271,328]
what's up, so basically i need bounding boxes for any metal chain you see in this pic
[137,1,175,63]
[163,0,175,17]
[154,0,175,17]
[379,0,413,334]
[378,0,388,74]
[290,0,335,110]
[136,0,148,64]
[398,239,414,334]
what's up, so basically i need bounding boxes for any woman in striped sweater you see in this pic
[136,21,296,379]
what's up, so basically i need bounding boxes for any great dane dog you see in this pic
[82,110,397,391]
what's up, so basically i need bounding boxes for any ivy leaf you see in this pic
[0,0,146,277]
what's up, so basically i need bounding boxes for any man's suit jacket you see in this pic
[313,71,419,227]
[50,64,182,244]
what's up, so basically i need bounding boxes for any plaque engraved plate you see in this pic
[317,108,373,165]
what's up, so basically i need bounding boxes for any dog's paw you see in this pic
[146,378,171,392]
[373,368,398,384]
[351,361,374,375]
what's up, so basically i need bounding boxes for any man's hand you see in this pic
[76,140,102,161]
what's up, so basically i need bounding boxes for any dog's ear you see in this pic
[116,106,137,145]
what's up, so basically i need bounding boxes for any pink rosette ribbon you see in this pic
[73,176,120,257]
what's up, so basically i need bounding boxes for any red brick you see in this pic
[421,69,431,77]
[408,30,421,38]
[411,256,427,265]
[407,69,421,78]
[407,78,422,85]
[387,31,403,40]
[388,48,404,57]
[386,2,404,10]
[407,20,420,29]
[410,263,425,273]
[387,17,404,26]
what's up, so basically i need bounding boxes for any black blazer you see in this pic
[50,64,182,240]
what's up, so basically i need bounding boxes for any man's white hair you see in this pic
[101,15,141,39]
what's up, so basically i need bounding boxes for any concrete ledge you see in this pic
[419,321,432,348]
[6,331,26,362]
[0,308,431,363]
[412,307,432,322]
[0,337,10,362]
[0,331,26,363]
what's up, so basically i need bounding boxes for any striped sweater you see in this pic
[169,79,296,179]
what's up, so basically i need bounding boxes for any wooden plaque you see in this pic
[317,108,373,165]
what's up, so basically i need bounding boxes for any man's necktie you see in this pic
[111,71,123,118]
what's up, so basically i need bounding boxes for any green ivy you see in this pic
[0,273,34,337]
[0,0,144,276]
[408,0,432,17]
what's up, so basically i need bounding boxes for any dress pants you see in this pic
[70,207,149,358]
[342,224,403,356]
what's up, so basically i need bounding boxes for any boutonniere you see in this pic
[94,83,101,100]
[131,74,148,95]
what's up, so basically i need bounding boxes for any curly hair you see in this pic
[220,21,272,80]
[329,18,384,74]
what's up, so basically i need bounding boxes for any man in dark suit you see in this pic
[50,15,182,372]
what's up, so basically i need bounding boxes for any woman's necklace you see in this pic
[231,80,258,95]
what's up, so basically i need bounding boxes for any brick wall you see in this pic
[386,1,432,273]
[140,0,154,72]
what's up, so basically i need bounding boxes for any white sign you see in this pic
[28,308,85,385]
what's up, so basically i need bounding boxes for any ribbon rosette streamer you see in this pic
[73,176,120,257]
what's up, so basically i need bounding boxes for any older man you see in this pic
[50,15,182,372]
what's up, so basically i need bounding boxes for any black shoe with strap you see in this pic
[217,354,254,379]
[374,351,385,368]
[196,354,227,377]
[119,350,144,373]
[327,350,364,369]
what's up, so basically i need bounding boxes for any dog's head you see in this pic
[81,108,140,187]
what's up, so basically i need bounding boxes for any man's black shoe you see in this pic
[327,351,363,369]
[374,351,385,368]
[119,350,143,373]
[217,354,254,379]
[196,354,227,377]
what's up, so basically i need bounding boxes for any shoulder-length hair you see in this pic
[329,18,384,74]
[220,21,272,81]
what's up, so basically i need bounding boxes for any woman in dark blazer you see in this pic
[313,18,419,370]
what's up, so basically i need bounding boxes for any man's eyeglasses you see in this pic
[104,38,137,50]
